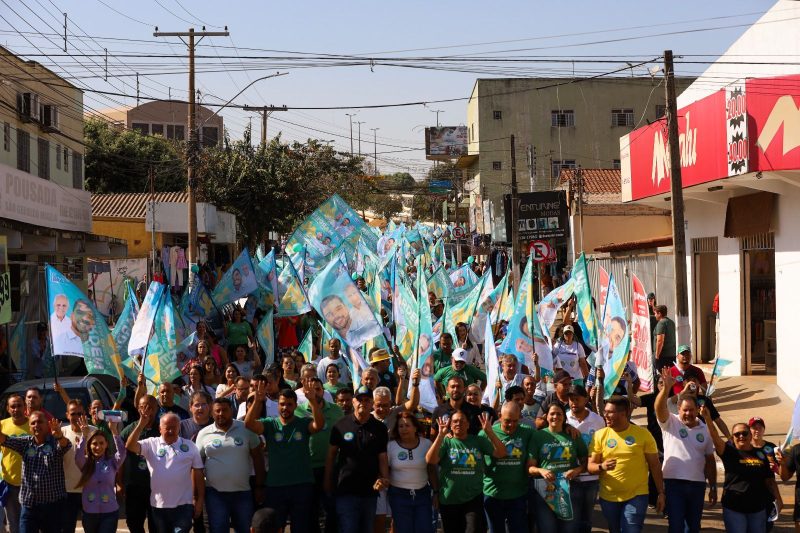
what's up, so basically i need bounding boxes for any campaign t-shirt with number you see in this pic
[531,427,588,474]
[259,416,313,487]
[437,434,494,505]
[481,423,536,500]
[659,413,713,482]
[566,410,605,482]
[719,442,772,513]
[590,424,658,502]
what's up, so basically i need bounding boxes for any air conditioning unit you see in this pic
[16,92,40,122]
[40,104,60,132]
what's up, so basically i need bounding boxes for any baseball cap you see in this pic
[553,369,573,384]
[748,417,765,428]
[677,344,691,355]
[369,349,391,364]
[452,348,468,362]
[354,385,372,399]
[563,325,574,334]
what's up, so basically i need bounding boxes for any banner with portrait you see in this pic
[598,274,631,399]
[630,274,654,394]
[413,269,438,412]
[212,248,259,307]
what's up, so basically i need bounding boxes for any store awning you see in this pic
[724,192,776,238]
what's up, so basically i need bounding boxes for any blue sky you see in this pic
[0,0,777,178]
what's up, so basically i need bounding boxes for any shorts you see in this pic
[376,488,392,517]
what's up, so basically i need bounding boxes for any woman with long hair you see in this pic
[455,322,482,370]
[74,415,126,533]
[387,412,436,533]
[195,321,228,368]
[202,356,223,388]
[215,363,241,398]
[225,307,253,359]
[231,343,261,380]
[185,364,216,397]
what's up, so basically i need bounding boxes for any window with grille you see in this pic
[17,129,30,172]
[611,109,634,127]
[3,122,9,152]
[64,148,69,172]
[37,138,49,180]
[551,110,575,127]
[56,144,61,170]
[551,159,576,178]
[151,123,164,136]
[493,110,502,120]
[73,153,83,189]
[492,161,502,170]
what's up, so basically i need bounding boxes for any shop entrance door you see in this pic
[691,237,719,363]
[741,233,776,375]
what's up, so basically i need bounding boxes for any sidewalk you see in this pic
[621,372,797,532]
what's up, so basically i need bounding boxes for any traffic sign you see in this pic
[452,226,465,239]
[530,240,551,263]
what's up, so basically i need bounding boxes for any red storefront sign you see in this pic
[621,74,800,202]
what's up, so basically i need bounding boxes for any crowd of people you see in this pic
[0,264,796,533]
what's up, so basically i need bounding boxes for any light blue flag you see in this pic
[298,327,314,362]
[538,278,576,336]
[212,248,259,307]
[112,289,139,357]
[427,266,453,300]
[9,314,26,374]
[256,307,275,367]
[711,358,733,378]
[413,268,438,412]
[449,264,480,303]
[45,265,123,378]
[308,259,383,350]
[139,291,181,387]
[277,258,312,317]
[482,317,501,408]
[256,249,279,306]
[598,274,631,399]
[256,244,266,262]
[128,282,165,357]
[573,253,599,351]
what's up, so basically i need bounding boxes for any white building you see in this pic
[620,1,800,399]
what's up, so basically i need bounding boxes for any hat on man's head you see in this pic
[370,349,391,364]
[354,385,372,399]
[677,344,692,355]
[452,348,468,363]
[748,417,765,428]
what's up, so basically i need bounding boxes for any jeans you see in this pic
[723,508,767,533]
[5,485,21,533]
[484,494,527,533]
[20,498,65,533]
[335,494,377,533]
[665,479,706,533]
[205,487,253,533]
[439,495,486,533]
[81,511,119,533]
[570,480,599,533]
[124,485,154,533]
[151,504,194,533]
[387,486,434,533]
[532,487,577,533]
[60,493,82,533]
[265,483,313,533]
[311,467,337,533]
[599,494,649,533]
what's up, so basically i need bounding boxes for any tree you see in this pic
[83,118,186,193]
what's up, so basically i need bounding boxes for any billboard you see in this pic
[504,191,569,241]
[425,126,468,159]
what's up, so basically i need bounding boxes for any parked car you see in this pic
[0,376,115,422]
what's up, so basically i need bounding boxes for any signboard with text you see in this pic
[504,191,569,242]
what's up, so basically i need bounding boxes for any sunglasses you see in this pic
[733,431,751,438]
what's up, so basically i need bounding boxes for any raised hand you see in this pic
[479,412,493,433]
[78,414,91,436]
[411,368,421,386]
[49,418,64,438]
[660,367,675,391]
[254,380,268,402]
[436,416,451,435]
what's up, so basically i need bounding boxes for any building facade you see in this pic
[98,100,223,147]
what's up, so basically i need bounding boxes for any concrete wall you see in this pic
[93,219,162,258]
[774,188,800,401]
[575,213,672,254]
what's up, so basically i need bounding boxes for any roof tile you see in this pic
[91,192,187,219]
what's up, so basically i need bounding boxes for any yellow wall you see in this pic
[577,214,672,253]
[93,219,162,258]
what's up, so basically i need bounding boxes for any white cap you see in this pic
[452,348,467,362]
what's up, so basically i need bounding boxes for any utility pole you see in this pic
[510,135,521,290]
[355,121,365,155]
[154,27,229,284]
[370,127,379,175]
[430,109,444,127]
[664,49,690,345]
[345,113,356,155]
[149,166,157,279]
[242,105,288,145]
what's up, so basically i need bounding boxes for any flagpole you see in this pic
[492,261,511,334]
[44,264,59,387]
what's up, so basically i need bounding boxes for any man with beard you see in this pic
[431,375,482,438]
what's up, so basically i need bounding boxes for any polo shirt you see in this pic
[0,417,30,486]
[196,420,260,492]
[591,424,658,502]
[295,400,344,469]
[139,436,203,508]
[329,414,388,496]
[659,414,713,482]
[1,435,70,505]
[260,416,314,487]
[433,364,486,387]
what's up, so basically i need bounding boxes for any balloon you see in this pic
[190,264,200,273]
[467,256,475,264]
[292,243,303,253]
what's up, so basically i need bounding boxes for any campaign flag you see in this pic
[9,314,26,373]
[448,273,489,331]
[139,291,181,386]
[533,475,573,520]
[630,274,654,393]
[346,346,370,390]
[598,274,631,399]
[256,244,266,262]
[597,266,610,311]
[705,358,734,396]
[494,287,516,324]
[538,279,575,335]
[394,280,419,361]
[449,264,479,302]
[276,258,312,317]
[298,327,314,362]
[427,266,453,300]
[212,248,259,307]
[308,259,383,350]
[481,318,501,407]
[112,289,139,358]
[128,282,165,357]
[256,307,275,366]
[45,266,124,378]
[413,269,438,412]
[174,331,198,371]
[572,253,599,350]
[256,249,279,307]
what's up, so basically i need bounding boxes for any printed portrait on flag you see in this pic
[212,248,258,307]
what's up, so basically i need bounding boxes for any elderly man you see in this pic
[126,411,204,533]
[1,394,30,533]
[119,395,160,533]
[49,294,70,339]
[485,354,528,407]
[0,411,71,533]
[433,347,486,390]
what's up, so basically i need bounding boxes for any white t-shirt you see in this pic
[659,413,713,482]
[566,409,605,482]
[316,356,352,384]
[387,438,433,490]
[139,436,204,508]
[554,340,586,380]
[295,389,334,405]
[237,398,279,420]
[62,424,96,493]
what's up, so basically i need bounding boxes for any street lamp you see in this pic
[345,113,357,155]
[355,121,365,156]
[370,127,379,175]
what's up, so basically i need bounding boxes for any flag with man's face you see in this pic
[212,248,259,307]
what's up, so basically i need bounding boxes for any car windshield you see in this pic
[0,386,95,423]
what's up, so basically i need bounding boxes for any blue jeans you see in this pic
[336,494,377,533]
[533,488,577,533]
[570,480,599,533]
[61,493,83,533]
[723,508,767,533]
[81,511,119,533]
[205,487,253,533]
[265,483,313,532]
[20,498,65,533]
[151,504,194,533]
[484,494,527,533]
[665,479,705,533]
[387,486,434,533]
[599,494,649,533]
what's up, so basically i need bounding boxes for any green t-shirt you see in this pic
[654,317,676,360]
[480,423,536,500]
[294,400,344,469]
[228,321,252,346]
[438,434,494,505]
[434,364,486,387]
[531,427,588,473]
[431,349,452,372]
[259,416,314,486]
[323,382,349,396]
